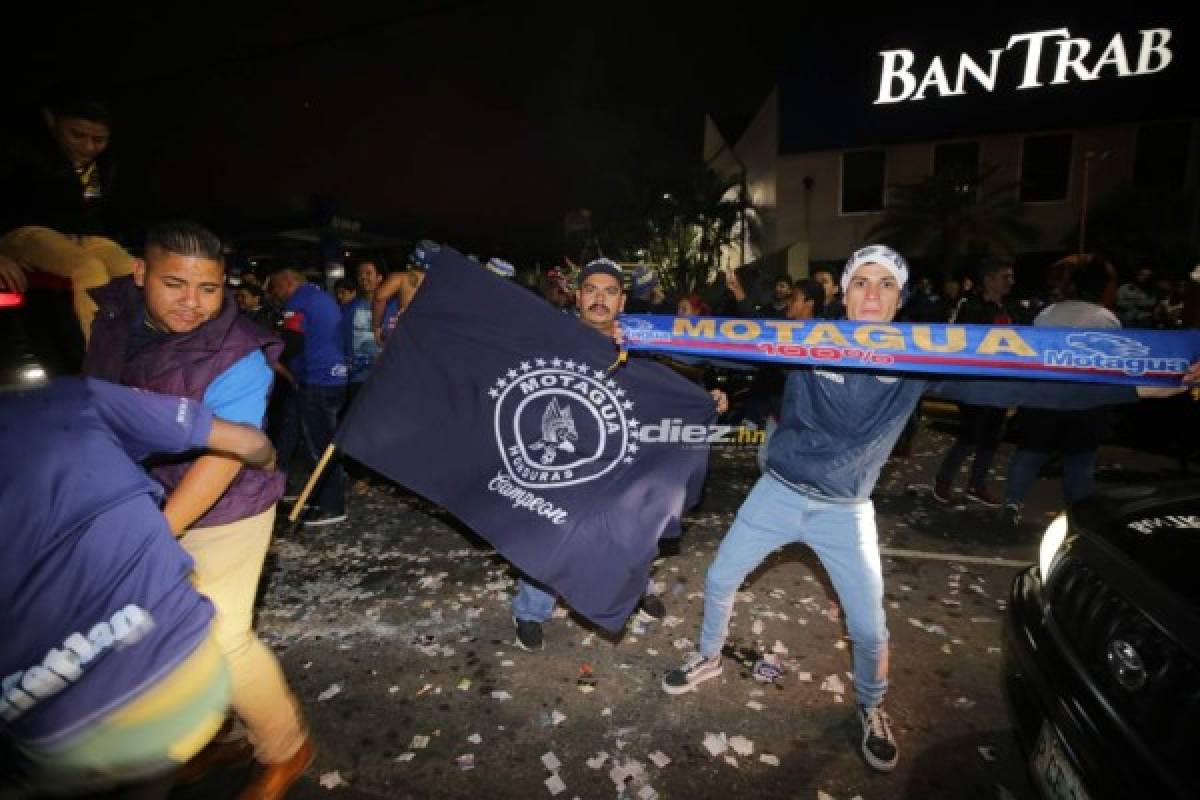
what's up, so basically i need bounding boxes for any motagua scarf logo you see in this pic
[489,358,638,489]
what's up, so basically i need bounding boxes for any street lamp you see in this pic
[1078,149,1110,254]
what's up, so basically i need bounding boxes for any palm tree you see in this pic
[867,165,1037,277]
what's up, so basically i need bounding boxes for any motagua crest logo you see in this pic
[1065,332,1150,358]
[489,358,638,489]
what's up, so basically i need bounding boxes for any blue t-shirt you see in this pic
[203,350,271,426]
[0,378,216,745]
[341,296,397,383]
[283,283,349,387]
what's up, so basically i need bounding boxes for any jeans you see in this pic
[1005,448,1097,508]
[698,473,889,708]
[512,575,658,623]
[295,383,347,516]
[934,403,1007,489]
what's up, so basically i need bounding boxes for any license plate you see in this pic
[1031,722,1092,800]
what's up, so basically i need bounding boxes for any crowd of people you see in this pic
[2,90,1199,800]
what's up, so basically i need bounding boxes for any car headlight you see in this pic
[1038,513,1069,582]
[19,365,47,384]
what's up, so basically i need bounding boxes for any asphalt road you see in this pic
[173,416,1188,800]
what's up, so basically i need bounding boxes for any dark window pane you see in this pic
[1021,133,1072,203]
[1134,121,1190,190]
[842,149,885,213]
[933,141,979,176]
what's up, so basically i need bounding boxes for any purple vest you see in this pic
[84,277,286,527]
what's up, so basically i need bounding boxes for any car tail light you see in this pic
[0,291,24,308]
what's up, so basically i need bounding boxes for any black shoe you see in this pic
[637,594,667,621]
[859,704,898,772]
[513,617,544,651]
[662,652,723,694]
[302,509,348,527]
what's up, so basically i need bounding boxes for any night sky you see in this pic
[4,3,1192,261]
[4,2,782,258]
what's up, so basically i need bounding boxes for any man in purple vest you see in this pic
[84,222,313,800]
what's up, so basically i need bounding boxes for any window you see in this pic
[933,141,980,177]
[841,149,885,214]
[1134,121,1191,190]
[1020,133,1072,203]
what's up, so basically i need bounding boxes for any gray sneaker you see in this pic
[662,652,722,694]
[859,704,898,772]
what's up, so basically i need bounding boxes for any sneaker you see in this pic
[513,617,544,651]
[302,510,348,527]
[636,594,667,621]
[859,704,898,772]
[965,485,1003,508]
[662,652,723,694]
[931,480,952,504]
[1001,503,1021,528]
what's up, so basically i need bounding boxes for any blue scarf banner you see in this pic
[621,315,1200,387]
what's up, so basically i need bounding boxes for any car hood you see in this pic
[1072,482,1200,607]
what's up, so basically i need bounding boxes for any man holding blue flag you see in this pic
[661,244,1198,774]
[508,258,728,650]
[336,248,719,638]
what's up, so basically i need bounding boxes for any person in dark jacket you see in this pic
[0,378,274,798]
[662,244,1196,775]
[83,221,314,799]
[0,93,133,341]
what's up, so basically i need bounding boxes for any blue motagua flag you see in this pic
[336,249,714,632]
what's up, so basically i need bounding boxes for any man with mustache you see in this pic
[511,258,729,650]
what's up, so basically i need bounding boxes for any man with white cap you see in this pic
[662,244,1197,773]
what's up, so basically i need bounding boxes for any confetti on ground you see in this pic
[820,674,846,694]
[551,710,567,726]
[467,733,482,744]
[648,750,671,768]
[703,732,729,757]
[544,774,567,795]
[729,735,754,757]
[542,752,562,772]
[639,787,660,800]
[586,752,609,769]
[760,754,780,766]
[395,752,415,762]
[723,754,739,768]
[746,701,764,712]
[978,745,997,762]
[317,683,342,702]
[457,678,471,691]
[319,771,347,789]
[410,735,430,749]
[491,690,512,701]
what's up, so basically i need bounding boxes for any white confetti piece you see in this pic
[752,619,764,635]
[317,683,342,702]
[820,674,845,694]
[746,701,764,712]
[639,787,660,800]
[723,754,739,768]
[319,771,347,789]
[729,735,754,757]
[703,732,729,757]
[796,671,813,682]
[542,752,562,772]
[648,750,671,768]
[410,735,430,749]
[492,690,512,701]
[760,754,780,766]
[551,710,567,726]
[586,751,609,769]
[467,733,482,744]
[544,774,567,795]
[395,752,415,762]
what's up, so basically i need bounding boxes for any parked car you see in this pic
[0,275,81,390]
[1005,481,1200,799]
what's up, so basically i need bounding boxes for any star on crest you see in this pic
[536,358,547,367]
[520,362,532,372]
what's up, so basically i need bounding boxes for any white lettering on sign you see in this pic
[1126,515,1200,536]
[875,27,1173,103]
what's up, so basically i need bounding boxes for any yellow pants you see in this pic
[179,507,308,765]
[0,226,134,342]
